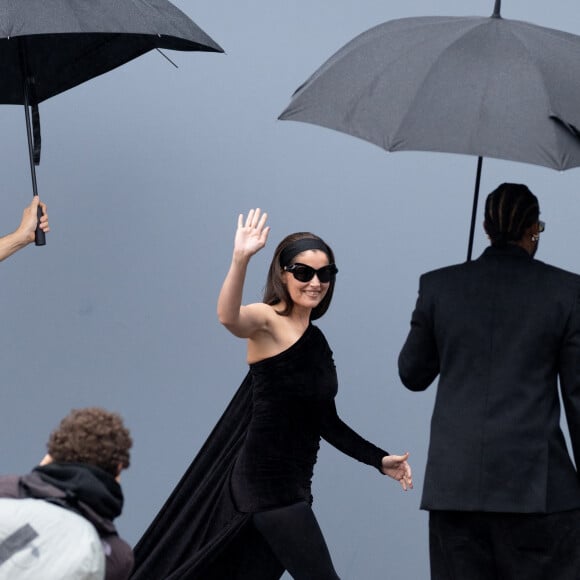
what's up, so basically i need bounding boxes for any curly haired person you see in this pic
[0,407,133,580]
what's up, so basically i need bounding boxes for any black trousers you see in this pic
[252,501,340,580]
[429,509,580,580]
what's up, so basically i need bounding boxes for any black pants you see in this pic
[429,509,580,580]
[252,502,340,580]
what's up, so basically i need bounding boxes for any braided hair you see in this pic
[484,183,539,246]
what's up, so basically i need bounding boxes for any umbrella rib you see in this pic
[156,48,178,68]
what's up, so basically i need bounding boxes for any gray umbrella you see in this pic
[279,0,580,260]
[0,0,223,244]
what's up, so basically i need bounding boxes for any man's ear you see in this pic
[524,222,540,240]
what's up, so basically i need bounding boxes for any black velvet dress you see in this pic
[131,324,387,580]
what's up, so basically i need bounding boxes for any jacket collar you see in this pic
[479,244,532,260]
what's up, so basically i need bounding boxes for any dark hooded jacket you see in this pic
[0,462,133,580]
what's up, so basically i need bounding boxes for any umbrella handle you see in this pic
[34,201,46,246]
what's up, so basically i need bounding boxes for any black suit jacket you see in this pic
[399,244,580,513]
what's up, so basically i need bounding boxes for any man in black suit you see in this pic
[399,183,580,580]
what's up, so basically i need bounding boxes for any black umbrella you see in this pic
[279,0,580,260]
[0,0,223,245]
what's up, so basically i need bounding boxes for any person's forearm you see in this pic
[217,252,250,328]
[0,231,29,261]
[320,400,387,469]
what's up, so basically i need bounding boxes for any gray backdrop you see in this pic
[2,1,579,578]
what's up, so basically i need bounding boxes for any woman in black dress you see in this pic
[131,209,412,580]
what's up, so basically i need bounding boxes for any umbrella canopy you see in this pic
[279,0,580,258]
[0,0,223,244]
[0,0,223,103]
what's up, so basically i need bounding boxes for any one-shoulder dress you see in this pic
[131,324,387,580]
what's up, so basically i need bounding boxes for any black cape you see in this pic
[131,374,284,580]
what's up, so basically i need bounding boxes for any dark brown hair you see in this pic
[47,407,132,476]
[484,183,539,246]
[263,232,336,320]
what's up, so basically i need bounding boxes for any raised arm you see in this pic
[217,209,271,338]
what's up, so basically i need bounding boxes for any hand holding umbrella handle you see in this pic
[35,201,46,246]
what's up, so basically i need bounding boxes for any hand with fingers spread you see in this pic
[381,452,413,491]
[234,208,270,261]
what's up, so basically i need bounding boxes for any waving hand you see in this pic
[234,208,270,259]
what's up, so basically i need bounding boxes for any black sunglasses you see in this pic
[283,262,338,283]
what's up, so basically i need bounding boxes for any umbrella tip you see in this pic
[492,0,502,18]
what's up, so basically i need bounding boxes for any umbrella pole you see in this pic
[22,89,39,198]
[466,156,483,261]
[19,39,45,246]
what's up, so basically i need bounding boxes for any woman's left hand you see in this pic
[381,452,413,491]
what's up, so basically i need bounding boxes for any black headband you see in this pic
[279,238,331,267]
